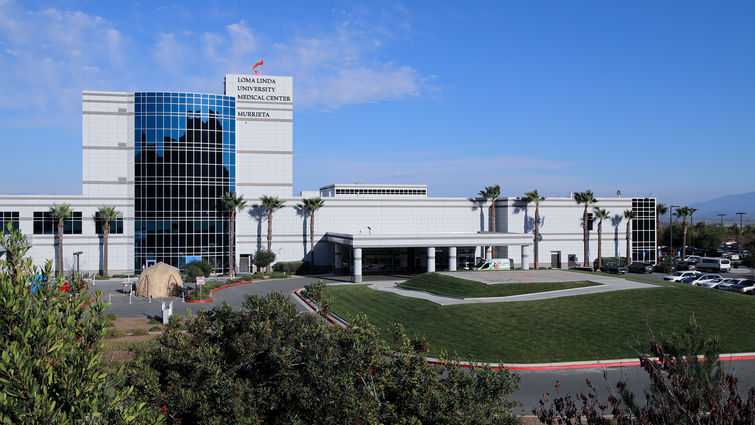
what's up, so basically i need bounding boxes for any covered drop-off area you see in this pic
[325,232,533,283]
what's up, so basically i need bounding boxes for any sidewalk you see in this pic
[364,274,659,306]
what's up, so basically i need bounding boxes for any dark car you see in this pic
[628,262,653,274]
[568,266,593,272]
[674,260,697,271]
[600,263,628,274]
[721,279,755,294]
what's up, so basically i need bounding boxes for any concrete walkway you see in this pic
[366,271,660,306]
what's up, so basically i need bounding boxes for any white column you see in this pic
[353,248,362,283]
[427,247,436,273]
[485,246,492,260]
[521,245,530,270]
[448,247,457,271]
[334,244,343,274]
[474,246,481,259]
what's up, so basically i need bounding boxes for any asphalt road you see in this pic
[514,359,755,414]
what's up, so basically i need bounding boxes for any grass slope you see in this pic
[329,282,755,363]
[397,272,600,298]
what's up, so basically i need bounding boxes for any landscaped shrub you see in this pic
[269,271,288,279]
[253,249,276,272]
[132,328,148,336]
[128,293,521,424]
[274,261,304,274]
[105,313,117,321]
[183,259,212,283]
[149,326,162,332]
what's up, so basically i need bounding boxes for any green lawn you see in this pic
[328,282,755,363]
[396,272,600,298]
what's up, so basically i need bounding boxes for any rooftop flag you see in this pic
[252,57,263,75]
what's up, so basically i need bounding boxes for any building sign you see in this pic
[225,74,293,104]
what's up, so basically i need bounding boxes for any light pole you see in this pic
[669,205,680,258]
[718,213,726,226]
[736,212,747,248]
[73,251,83,275]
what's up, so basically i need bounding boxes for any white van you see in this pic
[697,257,731,272]
[474,258,514,271]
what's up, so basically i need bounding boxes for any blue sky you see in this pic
[0,1,753,205]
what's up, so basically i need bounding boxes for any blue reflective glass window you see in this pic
[135,116,142,129]
[156,102,164,113]
[179,104,186,113]
[148,129,156,142]
[171,116,178,128]
[171,103,178,113]
[146,102,155,113]
[147,116,155,128]
[171,94,178,102]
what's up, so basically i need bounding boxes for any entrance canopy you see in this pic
[326,232,533,282]
[325,231,532,248]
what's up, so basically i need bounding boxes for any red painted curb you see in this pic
[294,289,346,329]
[186,280,254,303]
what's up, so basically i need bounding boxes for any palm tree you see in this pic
[222,192,247,279]
[260,195,285,273]
[624,209,637,266]
[574,190,597,267]
[593,207,610,269]
[522,190,546,269]
[674,206,693,261]
[689,207,698,250]
[96,206,119,277]
[655,203,668,263]
[50,203,72,276]
[478,185,501,257]
[301,197,325,269]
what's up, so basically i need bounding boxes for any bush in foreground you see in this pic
[0,226,161,424]
[128,293,521,424]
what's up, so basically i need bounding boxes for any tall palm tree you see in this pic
[260,195,285,273]
[574,190,597,267]
[522,189,546,269]
[689,207,698,250]
[593,207,610,269]
[655,203,668,263]
[301,197,325,269]
[96,206,119,277]
[674,206,693,261]
[50,203,72,276]
[222,192,246,279]
[624,209,637,266]
[478,185,501,257]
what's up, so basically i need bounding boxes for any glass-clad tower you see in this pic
[134,92,236,272]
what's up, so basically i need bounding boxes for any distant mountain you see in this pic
[687,192,755,224]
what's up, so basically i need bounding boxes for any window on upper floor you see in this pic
[33,211,82,235]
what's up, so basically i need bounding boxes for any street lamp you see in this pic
[736,212,747,248]
[718,213,726,226]
[669,205,680,258]
[73,251,83,275]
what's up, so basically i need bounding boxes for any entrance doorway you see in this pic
[550,251,561,269]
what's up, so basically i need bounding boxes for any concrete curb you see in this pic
[186,280,254,303]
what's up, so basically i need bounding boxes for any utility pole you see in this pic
[718,213,726,226]
[736,212,747,248]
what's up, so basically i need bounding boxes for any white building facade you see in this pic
[0,73,656,280]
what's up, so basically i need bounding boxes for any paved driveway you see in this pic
[88,276,330,318]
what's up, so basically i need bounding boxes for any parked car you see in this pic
[722,279,755,294]
[716,278,745,291]
[674,260,697,271]
[627,262,653,274]
[600,263,628,274]
[698,278,726,289]
[680,274,722,285]
[568,266,593,272]
[663,271,701,282]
